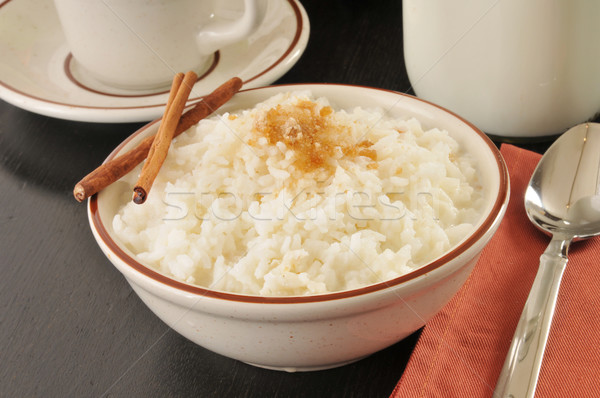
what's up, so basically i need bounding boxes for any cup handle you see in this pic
[196,0,266,55]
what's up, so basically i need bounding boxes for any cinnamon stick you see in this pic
[137,72,184,189]
[133,71,196,204]
[72,76,243,202]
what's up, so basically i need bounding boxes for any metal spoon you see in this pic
[494,123,600,398]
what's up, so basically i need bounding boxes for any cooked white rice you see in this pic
[112,91,483,296]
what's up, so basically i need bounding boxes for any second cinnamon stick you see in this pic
[133,71,196,204]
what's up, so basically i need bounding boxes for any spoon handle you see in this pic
[494,237,570,398]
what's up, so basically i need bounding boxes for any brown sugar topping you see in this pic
[251,100,377,173]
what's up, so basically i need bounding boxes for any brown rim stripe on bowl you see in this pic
[89,84,509,304]
[0,0,304,111]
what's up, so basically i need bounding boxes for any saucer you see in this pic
[0,0,309,123]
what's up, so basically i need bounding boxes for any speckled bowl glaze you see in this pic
[89,84,509,372]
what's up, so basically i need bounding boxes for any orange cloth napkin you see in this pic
[391,144,600,398]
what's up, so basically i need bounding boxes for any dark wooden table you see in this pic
[0,1,561,396]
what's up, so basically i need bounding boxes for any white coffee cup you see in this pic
[54,0,267,90]
[403,0,600,139]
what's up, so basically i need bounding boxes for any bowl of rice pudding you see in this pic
[89,84,509,371]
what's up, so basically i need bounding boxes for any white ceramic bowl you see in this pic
[89,84,509,372]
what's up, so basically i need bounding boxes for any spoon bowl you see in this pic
[525,123,600,238]
[495,123,600,397]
